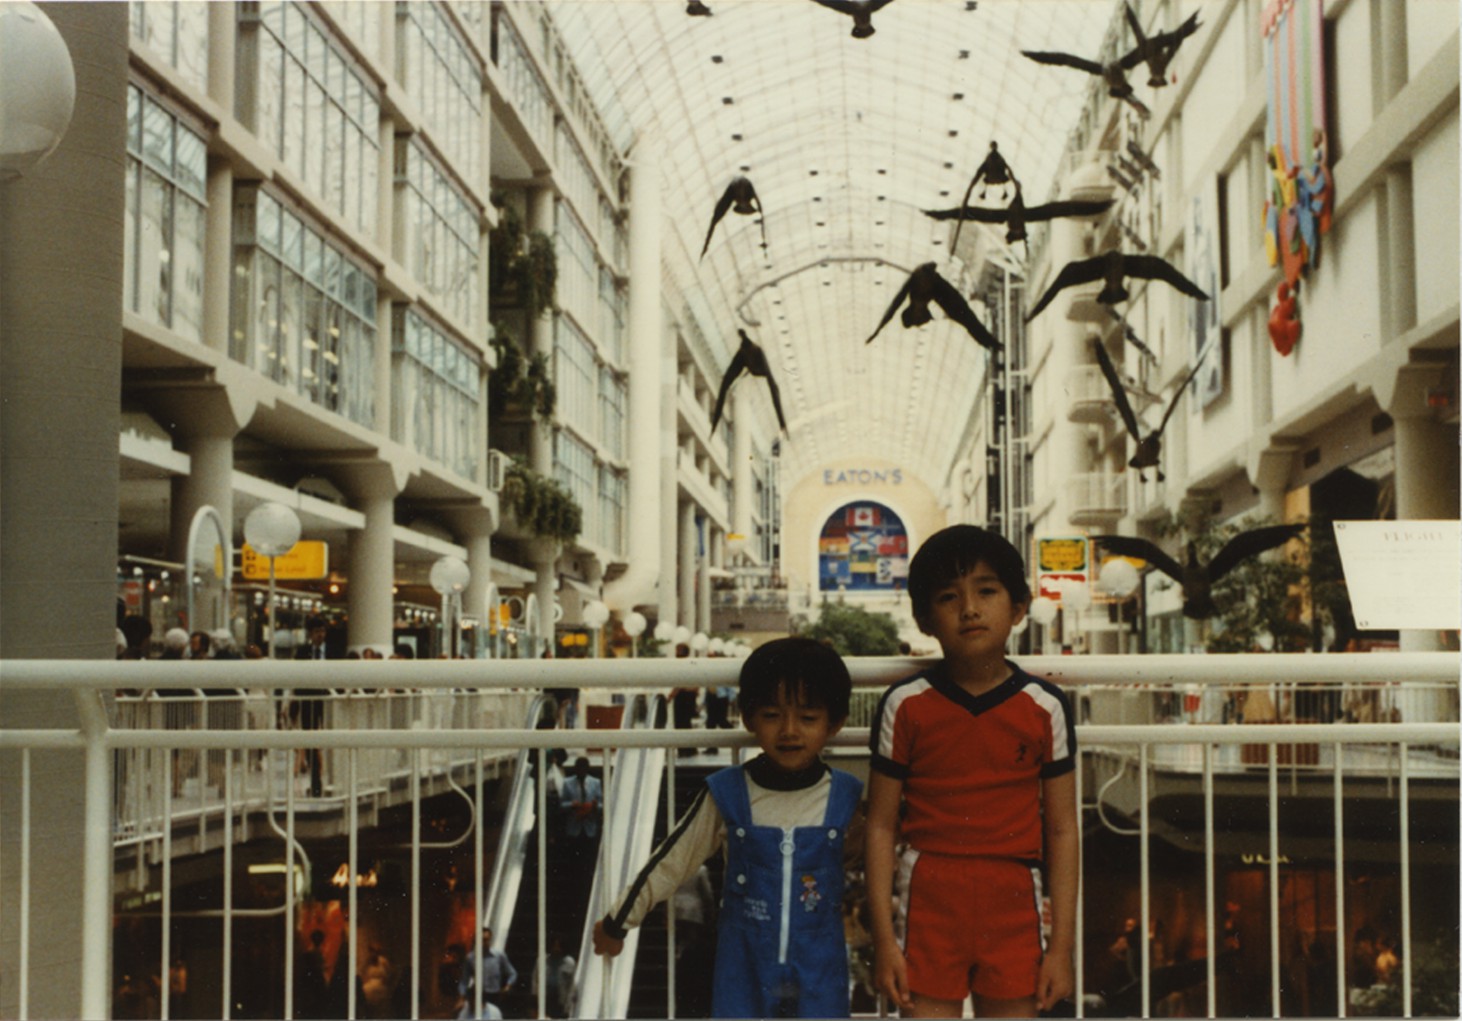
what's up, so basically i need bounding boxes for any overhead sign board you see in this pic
[241,541,329,580]
[1037,536,1089,573]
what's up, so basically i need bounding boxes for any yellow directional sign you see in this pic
[1036,536,1088,573]
[241,541,329,580]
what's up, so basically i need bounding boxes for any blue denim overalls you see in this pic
[706,764,863,1018]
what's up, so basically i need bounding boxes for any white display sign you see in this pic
[1332,520,1460,630]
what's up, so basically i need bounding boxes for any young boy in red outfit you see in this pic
[866,525,1078,1017]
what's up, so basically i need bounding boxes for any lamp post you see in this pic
[430,556,471,658]
[1098,558,1141,655]
[1061,578,1092,653]
[582,599,610,659]
[244,502,301,658]
[623,611,648,658]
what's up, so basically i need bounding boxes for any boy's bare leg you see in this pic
[907,994,963,1018]
[974,994,1038,1018]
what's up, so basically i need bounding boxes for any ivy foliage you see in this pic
[501,457,582,544]
[794,600,904,656]
[489,202,557,318]
[489,329,556,419]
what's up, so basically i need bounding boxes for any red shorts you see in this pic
[896,849,1046,1003]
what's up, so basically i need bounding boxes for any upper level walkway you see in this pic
[1,653,1457,1019]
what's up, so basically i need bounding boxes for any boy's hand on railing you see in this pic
[591,920,624,958]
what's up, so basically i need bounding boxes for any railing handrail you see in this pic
[1,651,1456,690]
[6,722,1454,752]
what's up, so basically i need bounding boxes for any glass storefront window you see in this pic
[392,307,482,482]
[130,0,209,91]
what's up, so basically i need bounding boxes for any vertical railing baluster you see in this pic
[1399,742,1412,1019]
[348,749,359,1021]
[223,746,233,1020]
[1139,743,1150,1019]
[1268,747,1280,1018]
[162,754,173,1021]
[411,748,421,1020]
[1074,745,1084,1020]
[285,747,296,1020]
[1204,743,1216,1018]
[19,749,31,1021]
[1334,740,1347,1019]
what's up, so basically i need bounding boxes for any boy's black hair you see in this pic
[736,636,852,724]
[907,524,1032,624]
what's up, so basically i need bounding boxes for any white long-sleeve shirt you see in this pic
[601,756,834,939]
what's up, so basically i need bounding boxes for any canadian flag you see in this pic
[849,506,878,527]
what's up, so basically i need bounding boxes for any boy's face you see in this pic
[743,686,843,774]
[918,562,1027,658]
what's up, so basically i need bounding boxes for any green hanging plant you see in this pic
[488,329,556,422]
[501,458,582,545]
[489,204,557,318]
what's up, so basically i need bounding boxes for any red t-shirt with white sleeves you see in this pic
[869,661,1076,862]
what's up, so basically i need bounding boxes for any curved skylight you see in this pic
[551,0,1123,491]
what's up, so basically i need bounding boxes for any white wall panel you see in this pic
[1411,114,1461,324]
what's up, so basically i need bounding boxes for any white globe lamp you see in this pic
[1098,558,1140,599]
[690,631,709,654]
[244,502,301,659]
[1027,596,1059,627]
[0,3,76,181]
[429,555,471,595]
[1061,580,1092,612]
[653,620,675,643]
[623,610,648,658]
[709,636,726,656]
[672,625,691,647]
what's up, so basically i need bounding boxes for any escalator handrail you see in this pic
[481,692,554,940]
[572,693,669,1019]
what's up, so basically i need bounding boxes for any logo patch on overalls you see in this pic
[800,874,821,912]
[743,897,770,922]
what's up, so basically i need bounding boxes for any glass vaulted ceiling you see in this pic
[551,0,1123,491]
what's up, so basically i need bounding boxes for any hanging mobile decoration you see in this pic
[1260,0,1333,356]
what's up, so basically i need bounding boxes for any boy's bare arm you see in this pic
[864,771,913,1011]
[1037,770,1079,1011]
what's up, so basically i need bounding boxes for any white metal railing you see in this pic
[0,654,1456,1020]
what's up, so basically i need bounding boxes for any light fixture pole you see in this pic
[244,502,301,658]
[430,556,471,658]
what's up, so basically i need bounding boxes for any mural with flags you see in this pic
[1261,0,1333,356]
[820,501,909,591]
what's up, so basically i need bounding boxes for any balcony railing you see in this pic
[0,654,1456,1020]
[1066,470,1129,525]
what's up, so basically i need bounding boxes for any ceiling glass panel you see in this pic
[550,0,1123,489]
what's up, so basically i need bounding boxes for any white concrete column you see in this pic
[169,431,236,564]
[464,531,495,634]
[1373,0,1408,110]
[207,1,236,114]
[732,386,754,541]
[604,151,663,613]
[204,158,235,355]
[1043,214,1093,529]
[528,185,555,477]
[0,7,129,1016]
[1380,365,1460,655]
[531,538,558,652]
[1379,166,1417,342]
[699,522,715,632]
[679,500,697,630]
[347,489,400,653]
[659,328,680,626]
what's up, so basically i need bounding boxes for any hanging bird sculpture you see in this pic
[1026,249,1208,322]
[710,330,788,435]
[701,176,766,260]
[925,183,1114,245]
[1095,525,1306,619]
[809,0,896,39]
[1122,3,1201,87]
[686,0,713,14]
[1021,48,1150,118]
[1092,337,1211,481]
[866,262,999,351]
[946,142,1022,252]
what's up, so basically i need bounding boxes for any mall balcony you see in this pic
[0,653,1456,1020]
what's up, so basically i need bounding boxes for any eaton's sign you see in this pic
[822,467,903,486]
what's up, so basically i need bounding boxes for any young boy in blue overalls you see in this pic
[592,637,863,1018]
